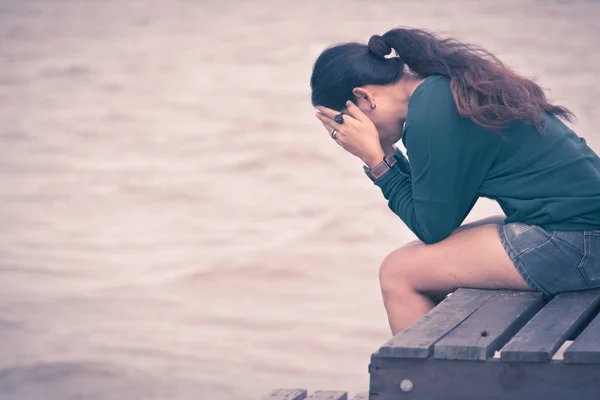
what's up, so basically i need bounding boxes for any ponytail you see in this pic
[311,28,574,134]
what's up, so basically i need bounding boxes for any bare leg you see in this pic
[379,215,531,335]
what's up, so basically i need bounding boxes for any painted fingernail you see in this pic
[346,101,352,106]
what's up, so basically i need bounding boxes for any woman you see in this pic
[311,28,600,335]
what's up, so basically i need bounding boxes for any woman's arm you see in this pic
[373,81,503,244]
[386,145,411,177]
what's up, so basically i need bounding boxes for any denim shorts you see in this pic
[498,222,600,299]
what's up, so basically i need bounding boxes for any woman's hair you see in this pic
[310,28,574,134]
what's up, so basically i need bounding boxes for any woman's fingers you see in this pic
[318,120,346,147]
[315,103,383,163]
[316,112,341,134]
[315,103,369,126]
[343,101,368,123]
[315,105,341,119]
[315,105,359,125]
[317,118,340,140]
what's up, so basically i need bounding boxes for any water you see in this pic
[0,0,599,399]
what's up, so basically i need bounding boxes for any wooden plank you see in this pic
[501,290,600,362]
[564,310,600,364]
[262,389,307,400]
[305,391,347,400]
[434,290,544,360]
[369,357,600,400]
[552,340,573,360]
[348,393,368,400]
[378,288,497,358]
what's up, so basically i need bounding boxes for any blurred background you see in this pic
[0,0,599,399]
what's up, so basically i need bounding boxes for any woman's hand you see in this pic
[316,101,385,169]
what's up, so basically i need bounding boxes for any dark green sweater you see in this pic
[375,75,600,244]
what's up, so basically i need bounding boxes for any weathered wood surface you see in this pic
[434,290,545,360]
[305,391,347,400]
[378,288,496,358]
[501,290,600,362]
[262,391,366,400]
[264,289,600,400]
[262,389,307,400]
[564,307,600,364]
[370,358,600,400]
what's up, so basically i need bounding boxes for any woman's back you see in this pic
[403,75,600,232]
[489,111,600,229]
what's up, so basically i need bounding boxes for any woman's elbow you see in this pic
[417,229,452,245]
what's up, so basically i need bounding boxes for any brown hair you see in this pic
[311,28,574,134]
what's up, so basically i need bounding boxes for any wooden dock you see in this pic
[263,288,600,399]
[261,390,367,400]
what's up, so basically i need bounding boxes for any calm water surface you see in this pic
[0,0,599,399]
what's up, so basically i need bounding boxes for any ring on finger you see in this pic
[334,113,344,124]
[330,129,338,139]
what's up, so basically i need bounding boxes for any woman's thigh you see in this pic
[403,215,507,248]
[381,220,531,296]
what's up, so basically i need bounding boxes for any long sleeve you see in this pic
[373,76,504,244]
[393,148,411,177]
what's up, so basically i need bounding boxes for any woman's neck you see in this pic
[389,75,427,117]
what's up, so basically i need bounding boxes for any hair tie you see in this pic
[368,35,400,60]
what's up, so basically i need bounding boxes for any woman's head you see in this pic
[310,37,412,145]
[310,28,574,138]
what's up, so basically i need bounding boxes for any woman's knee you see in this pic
[379,247,415,293]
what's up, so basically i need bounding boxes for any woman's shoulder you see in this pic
[406,74,460,130]
[409,74,453,109]
[419,74,449,89]
[403,74,503,148]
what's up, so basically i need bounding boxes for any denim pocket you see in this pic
[577,231,600,284]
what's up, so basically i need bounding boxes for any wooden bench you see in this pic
[263,288,600,400]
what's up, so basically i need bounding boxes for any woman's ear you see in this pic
[352,87,376,111]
